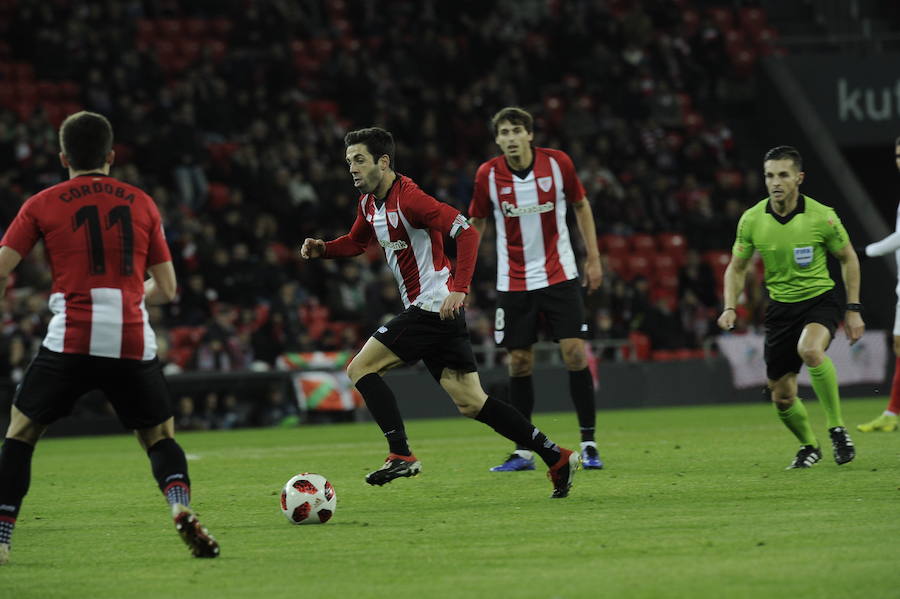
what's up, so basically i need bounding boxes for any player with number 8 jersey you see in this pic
[2,169,169,360]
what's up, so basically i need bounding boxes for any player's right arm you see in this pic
[145,261,177,305]
[718,210,755,331]
[301,200,371,260]
[0,246,23,298]
[718,255,751,331]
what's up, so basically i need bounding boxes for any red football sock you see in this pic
[887,357,900,415]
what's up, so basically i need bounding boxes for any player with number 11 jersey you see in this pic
[1,173,170,360]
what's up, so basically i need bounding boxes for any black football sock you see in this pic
[509,375,535,451]
[476,396,562,467]
[147,438,191,508]
[568,368,596,442]
[0,438,36,545]
[355,373,411,456]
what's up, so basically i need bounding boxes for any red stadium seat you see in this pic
[136,19,155,43]
[708,7,734,30]
[656,233,687,264]
[703,250,732,285]
[0,84,13,109]
[604,254,627,280]
[37,81,60,100]
[157,19,182,38]
[739,6,768,35]
[629,233,656,253]
[58,81,80,99]
[14,81,37,102]
[183,19,208,38]
[203,40,228,63]
[178,39,202,64]
[625,254,653,280]
[12,62,34,81]
[653,252,679,275]
[628,331,651,361]
[209,18,232,38]
[206,182,231,211]
[599,234,629,257]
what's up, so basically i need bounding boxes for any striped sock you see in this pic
[0,517,14,546]
[164,482,190,508]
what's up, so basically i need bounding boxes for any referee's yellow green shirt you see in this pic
[731,195,849,303]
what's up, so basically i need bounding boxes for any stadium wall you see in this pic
[0,357,887,437]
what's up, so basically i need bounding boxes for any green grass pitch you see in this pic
[4,397,900,599]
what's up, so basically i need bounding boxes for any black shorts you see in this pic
[764,288,842,381]
[13,347,174,430]
[372,305,478,381]
[494,278,587,349]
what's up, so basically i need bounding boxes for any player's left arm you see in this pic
[832,242,865,344]
[572,197,602,292]
[408,190,480,319]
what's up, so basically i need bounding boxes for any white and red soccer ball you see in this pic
[280,473,336,525]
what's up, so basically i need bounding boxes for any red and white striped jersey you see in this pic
[324,175,475,312]
[1,174,172,360]
[469,147,586,292]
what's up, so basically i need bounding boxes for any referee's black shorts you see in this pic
[494,278,587,349]
[372,305,478,381]
[13,347,174,430]
[764,288,842,381]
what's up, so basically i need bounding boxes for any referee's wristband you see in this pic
[845,303,863,312]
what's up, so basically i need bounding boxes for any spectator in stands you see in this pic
[679,249,718,309]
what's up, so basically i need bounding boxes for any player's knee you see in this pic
[797,345,824,366]
[440,375,486,418]
[508,352,534,377]
[561,344,587,370]
[346,357,372,384]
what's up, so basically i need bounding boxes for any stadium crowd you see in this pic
[0,0,777,398]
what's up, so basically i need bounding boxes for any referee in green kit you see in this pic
[717,146,865,469]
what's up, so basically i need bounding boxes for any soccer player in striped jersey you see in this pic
[856,136,900,433]
[300,127,579,498]
[467,107,604,472]
[718,146,864,469]
[0,112,218,564]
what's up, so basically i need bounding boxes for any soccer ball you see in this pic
[280,473,336,525]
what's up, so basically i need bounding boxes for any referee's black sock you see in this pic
[0,438,36,545]
[568,368,596,442]
[355,373,411,456]
[147,438,191,508]
[509,375,535,451]
[476,396,561,467]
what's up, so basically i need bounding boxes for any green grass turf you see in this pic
[4,397,900,599]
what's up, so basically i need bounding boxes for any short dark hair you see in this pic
[344,127,394,168]
[763,145,802,171]
[59,111,113,171]
[491,106,533,136]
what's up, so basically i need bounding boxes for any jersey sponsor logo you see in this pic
[793,246,813,267]
[388,210,399,228]
[379,239,408,251]
[501,200,554,217]
[537,176,553,192]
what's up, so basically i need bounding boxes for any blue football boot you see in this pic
[580,444,604,470]
[489,452,536,472]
